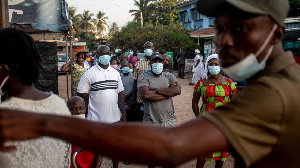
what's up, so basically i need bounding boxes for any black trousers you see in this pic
[178,64,185,78]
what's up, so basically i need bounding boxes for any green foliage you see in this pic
[108,21,198,57]
[86,42,95,51]
[68,7,108,41]
[129,0,180,26]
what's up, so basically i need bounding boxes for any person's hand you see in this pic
[170,83,177,87]
[72,56,77,62]
[0,109,45,151]
[120,112,127,122]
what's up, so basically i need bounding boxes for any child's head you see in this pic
[67,96,86,119]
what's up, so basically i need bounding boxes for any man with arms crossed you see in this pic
[0,0,299,167]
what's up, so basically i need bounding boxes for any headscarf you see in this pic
[204,54,220,76]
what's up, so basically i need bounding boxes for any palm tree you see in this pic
[79,10,94,33]
[96,11,108,37]
[68,6,81,37]
[129,0,154,24]
[109,22,119,37]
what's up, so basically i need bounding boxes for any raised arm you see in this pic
[0,109,229,167]
[61,57,76,72]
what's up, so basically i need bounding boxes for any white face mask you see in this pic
[222,24,278,81]
[72,114,86,120]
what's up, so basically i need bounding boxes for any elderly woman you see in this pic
[0,28,71,167]
[192,54,237,168]
[61,52,88,96]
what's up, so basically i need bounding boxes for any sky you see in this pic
[66,0,136,28]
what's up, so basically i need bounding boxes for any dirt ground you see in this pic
[58,73,235,168]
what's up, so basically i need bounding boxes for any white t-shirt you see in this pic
[83,60,90,70]
[0,94,71,168]
[77,65,124,123]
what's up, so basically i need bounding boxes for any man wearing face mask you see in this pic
[138,53,181,128]
[77,45,125,168]
[133,41,155,120]
[3,1,300,168]
[120,61,137,121]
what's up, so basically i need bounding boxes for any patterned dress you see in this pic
[194,78,237,161]
[72,63,86,96]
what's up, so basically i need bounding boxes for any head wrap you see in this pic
[204,54,220,76]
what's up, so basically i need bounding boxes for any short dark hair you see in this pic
[0,28,41,85]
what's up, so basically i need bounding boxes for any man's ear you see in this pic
[272,25,285,44]
[2,65,11,76]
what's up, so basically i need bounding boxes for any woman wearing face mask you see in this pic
[0,28,71,167]
[61,52,88,96]
[192,54,237,168]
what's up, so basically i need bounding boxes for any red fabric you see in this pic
[70,145,95,168]
[90,57,95,67]
[205,85,215,97]
[128,55,139,66]
[294,57,300,65]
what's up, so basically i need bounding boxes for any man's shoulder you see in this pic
[163,72,176,79]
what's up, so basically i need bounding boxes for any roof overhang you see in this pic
[189,28,215,38]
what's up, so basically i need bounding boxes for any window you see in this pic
[182,12,188,22]
[193,10,200,20]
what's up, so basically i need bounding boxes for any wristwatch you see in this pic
[155,88,159,94]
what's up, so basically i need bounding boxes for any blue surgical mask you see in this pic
[222,24,278,81]
[151,63,164,74]
[121,67,130,73]
[208,66,221,75]
[99,55,111,65]
[144,49,153,56]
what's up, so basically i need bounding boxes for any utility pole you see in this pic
[140,11,143,27]
[0,0,9,30]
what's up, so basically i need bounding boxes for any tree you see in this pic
[151,0,180,25]
[129,0,154,25]
[108,21,198,57]
[108,22,120,38]
[68,6,81,37]
[79,10,94,32]
[78,10,95,40]
[96,11,108,37]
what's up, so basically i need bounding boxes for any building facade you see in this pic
[177,0,214,31]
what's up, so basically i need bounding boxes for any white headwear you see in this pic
[195,49,200,54]
[204,54,220,76]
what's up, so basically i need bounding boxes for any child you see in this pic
[67,96,95,168]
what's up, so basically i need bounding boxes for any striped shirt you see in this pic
[133,58,151,80]
[77,65,124,123]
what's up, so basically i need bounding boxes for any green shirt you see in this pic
[203,51,300,167]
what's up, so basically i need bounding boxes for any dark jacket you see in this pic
[176,51,187,65]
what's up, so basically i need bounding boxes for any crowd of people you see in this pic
[0,0,299,168]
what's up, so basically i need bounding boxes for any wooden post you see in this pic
[0,0,9,30]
